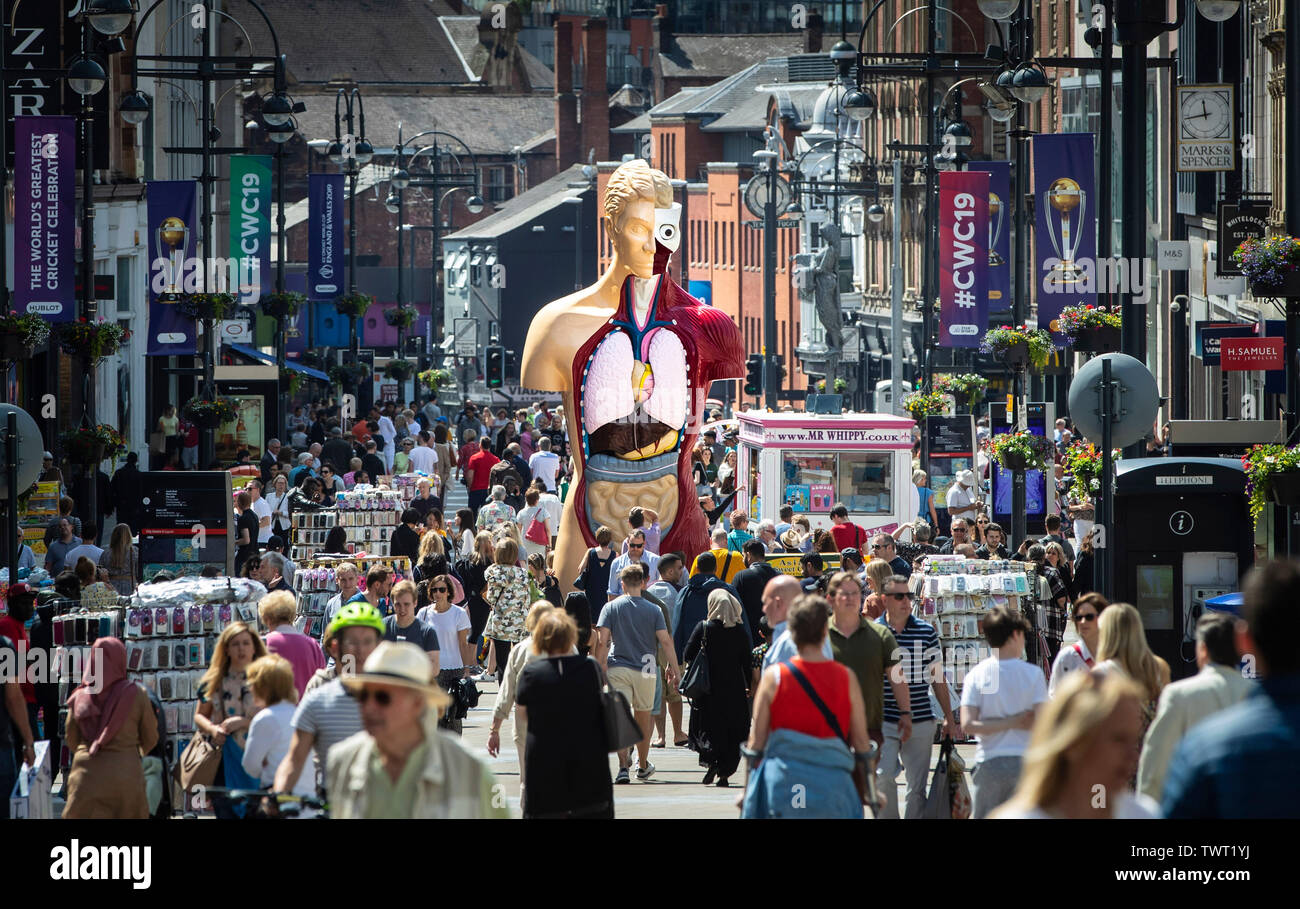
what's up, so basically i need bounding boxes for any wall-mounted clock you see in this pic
[1175,84,1235,173]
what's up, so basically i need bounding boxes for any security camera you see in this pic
[1171,294,1188,313]
[1083,27,1102,50]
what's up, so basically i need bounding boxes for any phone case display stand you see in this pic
[291,555,412,642]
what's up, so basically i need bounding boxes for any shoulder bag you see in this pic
[175,704,223,790]
[590,656,642,752]
[782,660,877,811]
[678,623,711,699]
[524,508,549,545]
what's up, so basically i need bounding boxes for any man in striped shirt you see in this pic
[876,575,959,819]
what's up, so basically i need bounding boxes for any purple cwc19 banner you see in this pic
[938,170,989,348]
[308,173,345,302]
[15,116,76,321]
[146,180,199,356]
[1033,133,1097,348]
[967,160,1011,315]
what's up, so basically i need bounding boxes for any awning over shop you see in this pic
[228,343,329,381]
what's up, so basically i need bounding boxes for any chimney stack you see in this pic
[581,18,609,164]
[554,20,580,170]
[805,12,824,54]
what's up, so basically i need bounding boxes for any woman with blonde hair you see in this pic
[1043,541,1075,598]
[194,622,268,817]
[488,602,557,791]
[860,559,895,619]
[682,588,753,787]
[513,608,611,818]
[98,523,138,595]
[913,469,938,527]
[483,537,531,675]
[1094,602,1171,784]
[992,671,1161,818]
[239,655,317,808]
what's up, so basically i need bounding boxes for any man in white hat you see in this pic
[946,469,983,527]
[328,641,507,818]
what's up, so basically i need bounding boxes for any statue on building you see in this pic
[813,222,843,383]
[521,160,745,593]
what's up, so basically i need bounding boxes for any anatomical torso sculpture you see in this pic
[521,160,744,593]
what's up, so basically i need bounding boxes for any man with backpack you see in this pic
[828,503,869,552]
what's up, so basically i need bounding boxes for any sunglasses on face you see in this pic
[431,586,448,593]
[885,592,910,601]
[354,688,393,706]
[628,544,644,550]
[870,543,889,550]
[976,520,989,525]
[1075,612,1098,623]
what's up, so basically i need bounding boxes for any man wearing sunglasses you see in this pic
[876,575,958,819]
[329,641,506,818]
[869,534,911,579]
[604,529,661,601]
[938,517,971,554]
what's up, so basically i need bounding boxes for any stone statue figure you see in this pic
[522,159,745,593]
[813,222,843,353]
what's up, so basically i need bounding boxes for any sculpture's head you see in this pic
[604,159,672,280]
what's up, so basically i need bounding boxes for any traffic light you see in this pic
[744,354,763,396]
[485,345,505,388]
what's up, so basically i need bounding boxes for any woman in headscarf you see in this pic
[63,638,159,818]
[682,588,753,788]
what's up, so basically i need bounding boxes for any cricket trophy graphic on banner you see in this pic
[521,160,745,593]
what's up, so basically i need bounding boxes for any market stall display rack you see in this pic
[50,596,124,774]
[291,554,412,642]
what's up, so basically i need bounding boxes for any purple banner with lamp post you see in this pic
[146,180,199,356]
[1032,133,1097,347]
[14,116,76,322]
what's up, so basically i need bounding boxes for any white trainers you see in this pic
[635,762,656,781]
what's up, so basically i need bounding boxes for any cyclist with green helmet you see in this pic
[274,601,385,794]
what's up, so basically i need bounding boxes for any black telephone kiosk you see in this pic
[1111,458,1253,681]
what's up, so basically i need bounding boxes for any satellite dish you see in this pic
[0,404,45,500]
[1068,353,1160,448]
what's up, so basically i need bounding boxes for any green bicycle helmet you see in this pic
[325,601,386,643]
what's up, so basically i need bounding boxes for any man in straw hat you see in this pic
[327,641,507,818]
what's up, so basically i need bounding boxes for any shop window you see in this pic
[781,454,836,513]
[836,451,893,514]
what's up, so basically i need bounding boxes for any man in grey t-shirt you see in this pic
[596,564,681,784]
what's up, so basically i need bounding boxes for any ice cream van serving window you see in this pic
[781,452,893,515]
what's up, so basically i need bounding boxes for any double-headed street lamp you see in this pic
[322,87,373,362]
[122,0,292,468]
[383,129,482,361]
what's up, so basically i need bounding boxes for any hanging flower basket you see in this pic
[980,325,1053,373]
[932,373,988,408]
[901,389,948,419]
[383,359,415,381]
[383,306,417,329]
[0,312,50,361]
[55,319,130,362]
[1242,444,1300,528]
[1058,304,1122,353]
[182,396,237,429]
[280,368,304,396]
[1234,236,1300,298]
[833,377,848,394]
[177,292,238,321]
[329,361,370,387]
[334,293,374,319]
[991,430,1054,472]
[1063,440,1122,501]
[60,424,126,466]
[260,291,305,320]
[419,367,454,392]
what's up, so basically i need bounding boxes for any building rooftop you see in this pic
[659,34,807,81]
[443,164,591,241]
[291,92,556,156]
[646,54,833,132]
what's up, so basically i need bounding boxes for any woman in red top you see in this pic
[742,594,875,818]
[750,595,871,744]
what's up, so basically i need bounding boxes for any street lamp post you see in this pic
[123,0,290,468]
[327,87,373,363]
[383,130,482,368]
